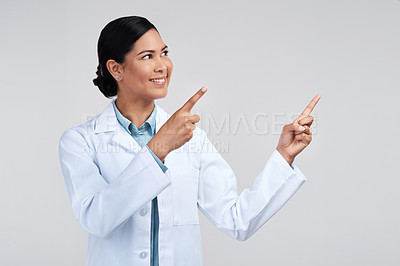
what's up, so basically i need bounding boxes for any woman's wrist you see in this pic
[276,147,295,166]
[147,137,170,162]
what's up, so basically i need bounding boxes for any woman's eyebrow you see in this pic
[137,45,168,56]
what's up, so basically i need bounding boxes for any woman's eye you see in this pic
[161,51,169,56]
[142,54,151,59]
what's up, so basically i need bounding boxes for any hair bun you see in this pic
[93,65,117,98]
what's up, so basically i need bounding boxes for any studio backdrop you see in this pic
[1,0,399,265]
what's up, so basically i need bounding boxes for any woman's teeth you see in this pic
[150,78,165,82]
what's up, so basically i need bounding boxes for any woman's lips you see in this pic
[149,77,166,85]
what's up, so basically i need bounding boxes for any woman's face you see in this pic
[118,28,173,101]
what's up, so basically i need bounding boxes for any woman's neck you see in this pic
[115,95,155,129]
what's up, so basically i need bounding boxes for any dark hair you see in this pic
[93,16,157,98]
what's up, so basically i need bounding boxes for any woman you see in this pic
[59,16,320,266]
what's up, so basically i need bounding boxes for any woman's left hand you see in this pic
[276,94,321,166]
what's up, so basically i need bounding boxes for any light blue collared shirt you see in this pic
[112,99,165,266]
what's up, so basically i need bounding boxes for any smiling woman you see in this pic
[94,18,172,99]
[107,29,172,105]
[59,15,319,266]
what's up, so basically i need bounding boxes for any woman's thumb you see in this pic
[290,121,305,132]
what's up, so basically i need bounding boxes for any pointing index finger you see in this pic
[181,86,208,112]
[296,94,321,121]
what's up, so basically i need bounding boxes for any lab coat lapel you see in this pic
[111,126,141,153]
[94,102,140,153]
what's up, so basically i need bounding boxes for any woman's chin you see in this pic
[152,87,168,100]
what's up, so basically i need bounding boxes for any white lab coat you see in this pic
[58,102,307,266]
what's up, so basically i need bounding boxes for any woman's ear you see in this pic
[106,59,123,81]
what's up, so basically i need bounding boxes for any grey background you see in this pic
[1,0,399,265]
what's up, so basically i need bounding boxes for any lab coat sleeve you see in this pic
[58,128,171,239]
[146,145,168,173]
[197,130,307,241]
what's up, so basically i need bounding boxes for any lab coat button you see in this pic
[139,251,147,259]
[140,207,148,216]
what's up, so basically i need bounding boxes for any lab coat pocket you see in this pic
[171,167,200,225]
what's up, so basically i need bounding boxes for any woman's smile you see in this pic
[149,76,167,85]
[108,28,173,102]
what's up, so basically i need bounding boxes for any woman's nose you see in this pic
[154,57,167,73]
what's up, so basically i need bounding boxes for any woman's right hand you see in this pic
[147,87,208,162]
